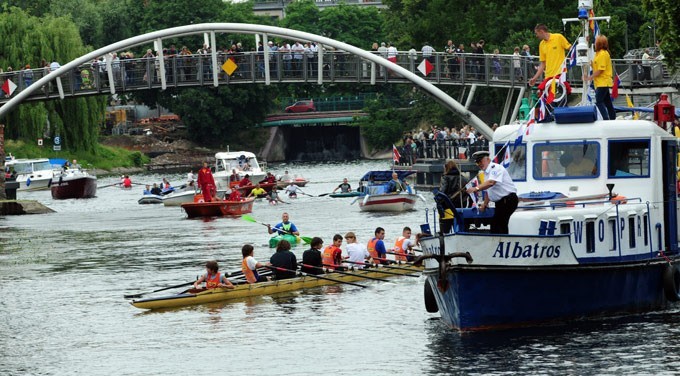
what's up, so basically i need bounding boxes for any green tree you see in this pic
[643,0,679,70]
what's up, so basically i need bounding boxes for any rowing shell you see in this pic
[130,264,422,310]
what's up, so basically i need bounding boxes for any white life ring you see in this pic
[542,78,567,104]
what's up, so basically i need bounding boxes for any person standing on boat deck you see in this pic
[438,160,470,234]
[387,172,408,193]
[393,227,415,262]
[323,234,346,270]
[529,24,571,90]
[269,240,297,280]
[333,178,352,193]
[466,151,518,234]
[301,237,324,275]
[583,35,617,120]
[241,244,267,283]
[267,212,300,236]
[345,232,371,268]
[197,161,217,202]
[193,260,235,290]
[368,227,388,265]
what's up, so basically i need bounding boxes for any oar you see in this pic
[242,214,312,244]
[372,256,419,267]
[265,265,366,288]
[124,280,196,299]
[385,250,418,259]
[317,193,332,197]
[342,260,421,277]
[300,263,392,282]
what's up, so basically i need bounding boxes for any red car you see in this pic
[285,100,316,113]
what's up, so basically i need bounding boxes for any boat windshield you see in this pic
[219,156,260,172]
[533,141,600,179]
[12,161,52,174]
[494,143,526,181]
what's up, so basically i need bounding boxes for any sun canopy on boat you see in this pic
[360,170,415,182]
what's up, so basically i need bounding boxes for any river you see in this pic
[1,159,680,375]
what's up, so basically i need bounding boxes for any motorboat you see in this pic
[353,170,423,212]
[213,151,266,191]
[4,157,55,191]
[50,168,97,199]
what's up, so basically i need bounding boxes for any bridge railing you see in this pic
[0,50,675,104]
[395,138,491,166]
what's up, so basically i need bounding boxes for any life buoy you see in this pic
[610,195,627,204]
[424,279,439,313]
[663,264,680,302]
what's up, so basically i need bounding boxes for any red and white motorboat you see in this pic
[353,170,424,212]
[181,195,255,218]
[50,168,97,199]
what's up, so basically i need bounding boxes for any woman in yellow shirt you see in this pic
[584,35,616,120]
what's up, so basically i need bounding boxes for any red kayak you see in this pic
[181,195,255,218]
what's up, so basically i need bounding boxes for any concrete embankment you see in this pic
[0,200,55,215]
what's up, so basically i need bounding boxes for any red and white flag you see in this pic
[417,59,433,76]
[392,144,401,164]
[2,78,17,97]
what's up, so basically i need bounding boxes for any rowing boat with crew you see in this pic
[129,262,422,310]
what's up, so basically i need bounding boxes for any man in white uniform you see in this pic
[466,151,518,234]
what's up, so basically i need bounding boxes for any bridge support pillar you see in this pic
[509,87,526,124]
[500,88,514,125]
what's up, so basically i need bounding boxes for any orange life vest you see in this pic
[242,258,257,284]
[205,272,221,289]
[394,236,408,261]
[367,238,379,264]
[322,245,341,269]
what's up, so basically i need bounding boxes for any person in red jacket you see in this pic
[197,161,217,202]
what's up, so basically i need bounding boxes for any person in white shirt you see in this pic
[344,232,370,268]
[466,151,518,234]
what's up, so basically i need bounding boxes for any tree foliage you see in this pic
[643,0,679,70]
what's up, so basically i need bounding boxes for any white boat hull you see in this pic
[358,193,418,212]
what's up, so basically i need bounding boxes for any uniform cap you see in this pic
[471,151,490,162]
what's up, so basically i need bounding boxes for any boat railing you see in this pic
[519,197,643,211]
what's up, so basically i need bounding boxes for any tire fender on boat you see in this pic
[663,264,680,302]
[424,279,439,313]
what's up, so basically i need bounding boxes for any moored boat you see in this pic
[419,99,680,331]
[181,196,255,218]
[50,168,97,199]
[130,263,422,310]
[4,157,55,191]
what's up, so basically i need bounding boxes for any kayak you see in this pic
[130,263,423,310]
[269,234,300,248]
[329,192,364,198]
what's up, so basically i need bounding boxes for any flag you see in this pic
[502,143,512,168]
[567,43,577,68]
[465,177,479,208]
[392,144,401,164]
[546,78,556,105]
[538,97,547,121]
[221,57,238,76]
[611,74,621,99]
[626,94,639,120]
[589,9,595,33]
[2,78,17,96]
[417,59,433,76]
[593,20,600,39]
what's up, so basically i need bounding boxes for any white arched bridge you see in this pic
[0,24,677,137]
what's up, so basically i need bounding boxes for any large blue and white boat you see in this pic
[419,0,679,331]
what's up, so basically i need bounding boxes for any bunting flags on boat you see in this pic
[502,142,512,168]
[567,42,578,68]
[2,78,17,97]
[611,74,621,99]
[392,144,401,164]
[626,94,639,120]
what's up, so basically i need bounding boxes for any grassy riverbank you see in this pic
[4,139,149,171]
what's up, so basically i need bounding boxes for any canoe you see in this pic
[130,263,423,310]
[269,234,300,248]
[276,178,309,188]
[329,191,364,198]
[181,197,255,218]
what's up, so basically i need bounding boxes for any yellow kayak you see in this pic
[130,263,422,310]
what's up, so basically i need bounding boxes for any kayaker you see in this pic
[387,172,408,193]
[193,260,235,290]
[392,226,415,262]
[344,232,371,268]
[322,234,346,270]
[266,188,286,204]
[269,240,297,280]
[332,178,352,193]
[367,227,388,265]
[122,175,132,189]
[279,170,292,182]
[248,183,267,198]
[241,244,268,283]
[301,237,324,275]
[197,161,217,202]
[284,183,304,198]
[267,212,300,236]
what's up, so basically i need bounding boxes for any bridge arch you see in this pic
[0,23,493,138]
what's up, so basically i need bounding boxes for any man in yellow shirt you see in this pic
[529,24,572,86]
[247,183,267,198]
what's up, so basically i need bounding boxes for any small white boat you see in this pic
[213,151,266,191]
[354,171,422,212]
[4,157,55,191]
[138,194,163,204]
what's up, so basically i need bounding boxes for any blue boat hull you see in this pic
[427,261,669,331]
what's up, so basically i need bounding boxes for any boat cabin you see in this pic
[213,151,266,190]
[360,170,415,195]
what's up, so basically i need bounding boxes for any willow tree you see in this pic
[0,7,105,152]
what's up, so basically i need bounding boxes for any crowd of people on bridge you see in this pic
[395,124,492,165]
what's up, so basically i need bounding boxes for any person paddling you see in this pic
[267,212,300,236]
[368,227,388,265]
[332,178,352,193]
[269,240,297,280]
[344,232,371,268]
[322,234,346,270]
[393,226,415,262]
[248,183,267,198]
[301,237,324,275]
[241,244,268,283]
[193,260,235,290]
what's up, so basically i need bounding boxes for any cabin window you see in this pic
[532,141,600,179]
[586,220,596,253]
[559,221,571,235]
[494,143,527,181]
[628,217,636,249]
[643,215,649,246]
[607,140,650,178]
[609,218,617,251]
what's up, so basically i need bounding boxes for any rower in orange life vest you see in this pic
[241,244,268,283]
[197,161,217,202]
[393,226,415,262]
[367,227,388,265]
[322,234,346,270]
[193,260,235,290]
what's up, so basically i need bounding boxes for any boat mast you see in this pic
[562,0,611,106]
